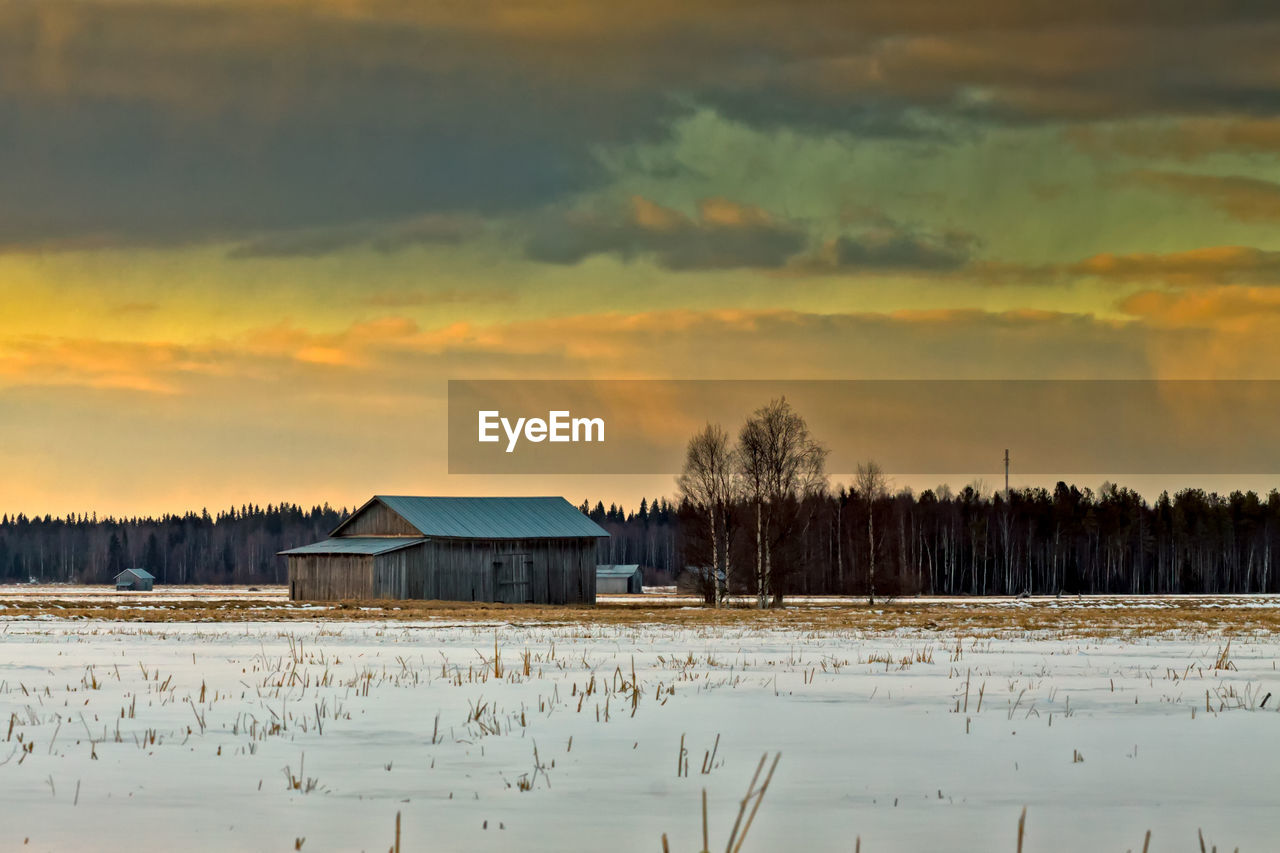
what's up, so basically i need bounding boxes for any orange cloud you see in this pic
[0,337,212,394]
[1070,118,1280,160]
[696,197,775,228]
[1119,286,1280,327]
[628,197,687,231]
[0,307,1154,403]
[360,288,518,308]
[1124,171,1280,221]
[1069,246,1280,286]
[962,245,1280,290]
[10,304,1280,514]
[244,317,425,368]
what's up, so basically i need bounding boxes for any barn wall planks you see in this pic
[337,502,420,536]
[288,554,375,600]
[290,538,597,604]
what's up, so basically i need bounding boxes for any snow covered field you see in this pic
[1,613,1278,852]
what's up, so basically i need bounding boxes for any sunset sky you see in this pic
[6,1,1280,516]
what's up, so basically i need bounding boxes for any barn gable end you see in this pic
[329,498,421,537]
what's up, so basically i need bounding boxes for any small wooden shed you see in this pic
[596,564,643,594]
[279,496,609,604]
[676,566,721,603]
[115,568,155,591]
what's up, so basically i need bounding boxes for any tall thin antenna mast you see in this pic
[1004,448,1010,499]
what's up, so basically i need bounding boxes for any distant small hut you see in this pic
[596,564,643,594]
[676,566,720,604]
[115,568,155,591]
[279,495,609,604]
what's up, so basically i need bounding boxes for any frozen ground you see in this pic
[1,614,1278,852]
[0,584,288,602]
[8,583,1280,605]
[5,583,1280,612]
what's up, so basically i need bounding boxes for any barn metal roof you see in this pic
[596,564,641,578]
[278,537,425,556]
[344,496,610,540]
[115,568,155,581]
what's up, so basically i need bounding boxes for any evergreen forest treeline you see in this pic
[2,484,1279,596]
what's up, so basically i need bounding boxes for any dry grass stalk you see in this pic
[726,752,781,853]
[702,789,709,853]
[702,734,721,775]
[1213,641,1236,671]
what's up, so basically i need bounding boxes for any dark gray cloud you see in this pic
[526,199,987,274]
[833,227,977,272]
[5,1,1280,252]
[0,2,673,251]
[525,197,808,270]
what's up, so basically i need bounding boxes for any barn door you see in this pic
[494,554,532,603]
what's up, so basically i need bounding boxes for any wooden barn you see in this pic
[279,496,608,604]
[596,564,643,594]
[114,568,155,591]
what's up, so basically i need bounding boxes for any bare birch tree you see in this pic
[737,398,827,608]
[853,460,890,605]
[676,423,737,606]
